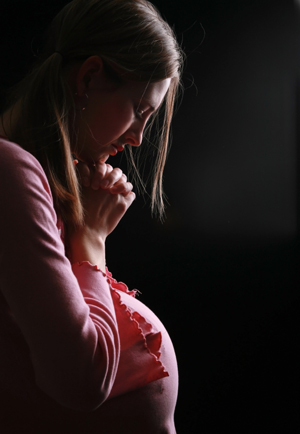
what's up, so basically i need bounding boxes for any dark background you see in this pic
[1,0,299,432]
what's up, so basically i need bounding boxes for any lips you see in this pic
[109,144,124,155]
[110,145,118,156]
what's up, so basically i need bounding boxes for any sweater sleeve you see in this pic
[0,139,120,411]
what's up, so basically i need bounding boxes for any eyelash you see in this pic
[135,108,144,119]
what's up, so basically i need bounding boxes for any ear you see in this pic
[75,55,104,96]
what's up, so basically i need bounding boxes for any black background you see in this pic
[0,0,299,432]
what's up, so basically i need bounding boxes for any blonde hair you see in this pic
[6,0,183,226]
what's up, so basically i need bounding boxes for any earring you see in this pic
[74,93,89,111]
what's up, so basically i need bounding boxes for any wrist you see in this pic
[68,226,107,271]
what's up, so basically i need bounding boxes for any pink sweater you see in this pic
[0,137,178,433]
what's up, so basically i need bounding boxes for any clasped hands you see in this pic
[68,159,135,270]
[75,159,135,237]
[76,159,134,197]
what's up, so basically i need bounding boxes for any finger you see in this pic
[122,185,135,197]
[100,167,123,189]
[123,190,136,204]
[90,161,108,190]
[104,164,113,176]
[110,190,136,216]
[76,161,91,187]
[108,173,127,190]
[109,180,133,195]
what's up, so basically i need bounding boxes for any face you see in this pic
[74,64,171,164]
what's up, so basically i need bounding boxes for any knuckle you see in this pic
[113,167,123,176]
[118,203,127,214]
[105,164,113,171]
[115,197,127,213]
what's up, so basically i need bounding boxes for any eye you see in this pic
[135,107,145,119]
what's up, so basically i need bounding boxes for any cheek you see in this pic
[84,98,133,141]
[103,107,133,135]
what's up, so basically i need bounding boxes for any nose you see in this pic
[123,121,144,147]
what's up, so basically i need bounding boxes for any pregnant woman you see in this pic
[0,0,183,432]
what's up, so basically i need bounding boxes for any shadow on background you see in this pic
[1,0,299,432]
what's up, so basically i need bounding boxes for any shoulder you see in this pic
[1,136,42,170]
[0,136,51,196]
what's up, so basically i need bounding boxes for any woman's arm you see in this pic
[0,140,132,411]
[69,160,135,271]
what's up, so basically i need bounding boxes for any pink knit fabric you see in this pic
[0,137,178,432]
[71,262,169,399]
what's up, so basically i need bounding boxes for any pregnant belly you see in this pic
[0,290,179,433]
[86,373,178,433]
[87,290,179,433]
